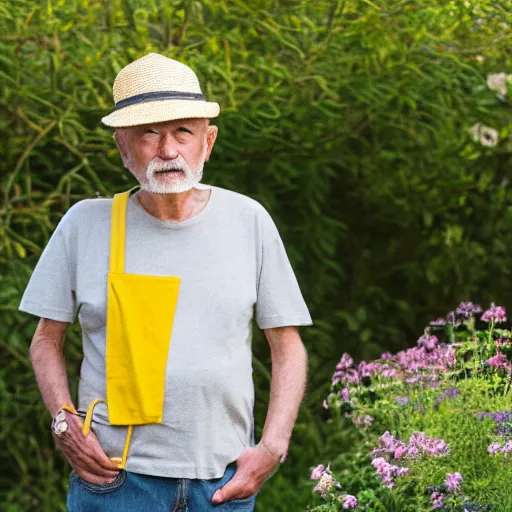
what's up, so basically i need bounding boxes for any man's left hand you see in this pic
[211,443,280,504]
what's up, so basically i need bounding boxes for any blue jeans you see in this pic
[67,463,257,511]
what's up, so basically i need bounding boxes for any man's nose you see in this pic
[157,134,179,160]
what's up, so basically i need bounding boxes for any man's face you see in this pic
[115,118,218,194]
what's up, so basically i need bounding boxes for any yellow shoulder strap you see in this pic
[104,188,137,468]
[109,190,131,274]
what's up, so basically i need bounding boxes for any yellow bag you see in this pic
[105,190,181,426]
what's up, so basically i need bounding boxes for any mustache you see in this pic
[147,157,190,174]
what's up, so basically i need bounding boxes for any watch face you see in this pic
[55,421,68,434]
[53,410,68,435]
[55,410,66,423]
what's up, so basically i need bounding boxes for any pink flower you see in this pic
[444,472,463,492]
[394,445,408,459]
[481,303,507,323]
[313,471,341,498]
[341,494,358,509]
[407,432,449,457]
[372,431,407,458]
[488,442,502,454]
[340,387,350,402]
[486,352,510,369]
[310,464,326,480]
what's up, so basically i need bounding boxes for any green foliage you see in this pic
[1,0,512,510]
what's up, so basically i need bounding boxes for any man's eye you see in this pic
[177,127,192,134]
[145,129,158,134]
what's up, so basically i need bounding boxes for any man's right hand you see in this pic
[53,411,120,484]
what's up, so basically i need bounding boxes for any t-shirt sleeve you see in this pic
[255,208,313,330]
[18,217,77,323]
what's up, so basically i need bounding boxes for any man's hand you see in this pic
[211,443,279,504]
[54,411,120,485]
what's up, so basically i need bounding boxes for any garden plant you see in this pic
[308,303,512,511]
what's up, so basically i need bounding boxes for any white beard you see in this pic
[137,147,207,194]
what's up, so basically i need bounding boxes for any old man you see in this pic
[19,53,312,511]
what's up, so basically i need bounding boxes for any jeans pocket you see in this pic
[72,470,127,494]
[210,464,257,509]
[222,494,257,510]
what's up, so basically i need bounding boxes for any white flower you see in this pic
[313,472,342,498]
[469,123,499,148]
[487,73,510,96]
[480,126,499,147]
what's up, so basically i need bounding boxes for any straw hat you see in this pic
[101,53,220,128]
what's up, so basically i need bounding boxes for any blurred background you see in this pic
[1,0,512,510]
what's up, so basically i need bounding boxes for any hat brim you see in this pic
[101,99,220,128]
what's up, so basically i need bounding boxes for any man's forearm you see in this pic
[29,318,73,417]
[261,326,308,457]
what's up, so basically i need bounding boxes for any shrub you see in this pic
[2,1,512,510]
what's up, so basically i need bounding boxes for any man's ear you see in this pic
[205,125,218,162]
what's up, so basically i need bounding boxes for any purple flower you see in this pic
[444,347,457,367]
[372,431,407,458]
[417,331,439,351]
[478,410,512,424]
[340,387,350,402]
[333,368,360,385]
[486,352,510,369]
[341,495,358,509]
[455,302,483,318]
[488,442,502,454]
[502,440,512,454]
[429,318,447,327]
[352,414,373,428]
[381,368,398,378]
[430,491,444,509]
[336,353,354,371]
[396,396,409,406]
[436,386,460,405]
[481,303,507,323]
[444,472,463,492]
[371,457,409,488]
[407,432,449,457]
[358,360,383,378]
[310,464,326,480]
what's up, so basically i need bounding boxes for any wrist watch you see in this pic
[51,405,78,436]
[51,409,69,436]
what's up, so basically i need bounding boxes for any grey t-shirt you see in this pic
[19,184,312,479]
